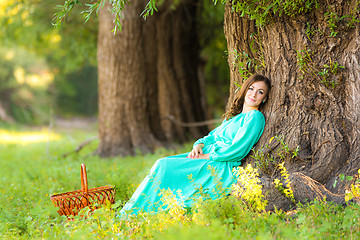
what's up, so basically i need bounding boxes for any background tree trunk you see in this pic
[0,101,14,123]
[224,0,360,206]
[97,0,207,157]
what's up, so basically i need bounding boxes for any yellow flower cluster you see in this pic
[160,189,188,221]
[273,162,295,202]
[345,169,360,202]
[232,164,267,212]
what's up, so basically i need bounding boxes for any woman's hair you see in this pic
[223,74,271,120]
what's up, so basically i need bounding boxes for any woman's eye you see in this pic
[259,91,264,94]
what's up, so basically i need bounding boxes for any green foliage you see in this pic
[324,3,360,37]
[318,59,345,88]
[54,0,130,34]
[274,162,295,202]
[1,1,98,122]
[232,164,267,212]
[0,47,52,124]
[251,135,300,176]
[52,0,79,28]
[231,48,264,85]
[296,47,317,79]
[228,0,318,27]
[227,30,265,90]
[341,0,360,29]
[142,0,158,19]
[344,169,360,202]
[305,22,319,41]
[296,48,345,88]
[324,7,340,37]
[229,32,265,86]
[324,59,345,75]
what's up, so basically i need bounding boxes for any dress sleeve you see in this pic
[209,111,265,162]
[193,120,224,148]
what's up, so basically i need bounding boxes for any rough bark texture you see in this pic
[97,0,207,157]
[224,0,360,207]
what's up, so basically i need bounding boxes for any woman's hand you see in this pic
[196,153,209,159]
[188,144,204,158]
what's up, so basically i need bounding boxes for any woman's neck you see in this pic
[242,105,258,113]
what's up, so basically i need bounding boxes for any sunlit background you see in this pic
[0,0,99,125]
[0,129,61,144]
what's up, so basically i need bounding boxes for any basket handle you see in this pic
[81,163,88,193]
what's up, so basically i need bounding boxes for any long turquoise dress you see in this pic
[120,110,265,215]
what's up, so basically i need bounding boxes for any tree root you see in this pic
[259,172,345,212]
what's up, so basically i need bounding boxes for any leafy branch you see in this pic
[52,0,130,34]
[52,0,80,28]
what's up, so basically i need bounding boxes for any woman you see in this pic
[120,74,271,215]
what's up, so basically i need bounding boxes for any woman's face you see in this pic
[244,81,268,110]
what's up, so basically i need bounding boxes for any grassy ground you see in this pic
[0,123,359,239]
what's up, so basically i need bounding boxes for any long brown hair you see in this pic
[223,74,271,120]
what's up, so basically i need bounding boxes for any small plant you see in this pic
[324,59,345,75]
[232,164,267,212]
[296,47,345,88]
[296,47,318,80]
[318,67,330,84]
[232,49,261,83]
[340,0,360,29]
[251,146,276,176]
[251,135,301,176]
[159,189,189,222]
[345,169,360,202]
[319,59,345,88]
[273,162,295,203]
[305,22,316,41]
[249,32,266,68]
[325,8,340,37]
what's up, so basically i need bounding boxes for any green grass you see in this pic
[0,124,359,239]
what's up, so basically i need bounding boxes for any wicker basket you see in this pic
[50,163,115,217]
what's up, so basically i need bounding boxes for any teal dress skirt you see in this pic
[119,110,265,215]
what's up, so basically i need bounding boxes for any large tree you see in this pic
[96,0,208,156]
[224,0,360,209]
[56,0,360,208]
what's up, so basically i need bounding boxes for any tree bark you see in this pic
[97,0,207,157]
[224,0,360,207]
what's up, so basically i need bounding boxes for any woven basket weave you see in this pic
[50,163,115,217]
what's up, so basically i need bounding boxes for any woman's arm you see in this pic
[192,120,224,148]
[209,111,265,162]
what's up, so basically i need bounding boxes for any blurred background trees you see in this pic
[0,1,98,123]
[0,0,229,125]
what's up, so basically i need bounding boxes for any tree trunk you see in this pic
[224,0,360,207]
[97,0,207,157]
[0,101,14,123]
